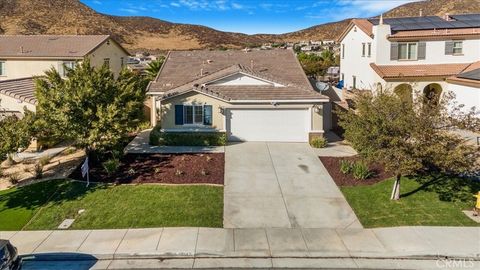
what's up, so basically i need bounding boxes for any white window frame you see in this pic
[183,104,204,125]
[0,61,5,76]
[453,41,463,55]
[367,43,372,57]
[398,42,418,60]
[361,43,366,57]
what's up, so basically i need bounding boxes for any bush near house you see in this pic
[310,137,328,148]
[150,126,227,146]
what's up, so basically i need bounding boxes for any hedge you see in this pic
[150,126,227,146]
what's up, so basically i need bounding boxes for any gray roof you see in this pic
[0,77,37,105]
[458,68,480,81]
[0,35,121,58]
[149,50,327,101]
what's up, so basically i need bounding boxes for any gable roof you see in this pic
[0,35,129,59]
[337,19,374,42]
[0,77,37,105]
[370,63,471,80]
[149,50,328,102]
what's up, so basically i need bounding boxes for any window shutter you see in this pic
[445,41,454,55]
[57,62,64,76]
[417,42,426,60]
[175,105,184,125]
[390,43,398,60]
[203,105,213,126]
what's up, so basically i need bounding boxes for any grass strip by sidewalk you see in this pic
[0,180,223,230]
[341,177,478,228]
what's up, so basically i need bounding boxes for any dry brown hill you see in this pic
[0,0,478,52]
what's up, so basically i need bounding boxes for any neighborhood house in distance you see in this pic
[147,50,329,142]
[0,35,129,115]
[339,13,480,111]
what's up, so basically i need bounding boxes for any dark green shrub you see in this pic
[33,163,44,179]
[310,137,328,148]
[102,158,121,176]
[352,161,373,180]
[150,127,227,146]
[339,160,353,175]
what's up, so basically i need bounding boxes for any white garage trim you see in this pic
[226,108,311,142]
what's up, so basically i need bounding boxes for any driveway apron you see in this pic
[224,142,361,229]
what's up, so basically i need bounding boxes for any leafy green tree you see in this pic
[297,52,324,77]
[319,50,335,67]
[338,88,480,200]
[35,59,146,159]
[145,57,165,81]
[0,109,35,162]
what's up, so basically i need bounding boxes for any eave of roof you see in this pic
[0,77,37,105]
[388,28,480,41]
[370,63,471,80]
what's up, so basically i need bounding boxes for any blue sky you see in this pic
[82,0,418,34]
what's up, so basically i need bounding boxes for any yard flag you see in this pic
[81,157,90,187]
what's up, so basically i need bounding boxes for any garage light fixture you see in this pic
[218,106,225,114]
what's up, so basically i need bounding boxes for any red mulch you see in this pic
[319,156,392,187]
[70,153,224,185]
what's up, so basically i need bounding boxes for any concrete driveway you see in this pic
[224,142,361,229]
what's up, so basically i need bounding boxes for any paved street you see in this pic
[2,227,479,269]
[224,142,361,228]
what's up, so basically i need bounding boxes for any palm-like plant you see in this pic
[145,57,165,81]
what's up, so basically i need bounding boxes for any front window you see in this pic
[120,57,124,67]
[184,105,203,125]
[0,61,5,76]
[362,43,365,57]
[367,43,372,57]
[453,41,463,54]
[398,42,417,60]
[342,44,345,59]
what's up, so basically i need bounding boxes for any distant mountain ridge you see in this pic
[0,0,478,51]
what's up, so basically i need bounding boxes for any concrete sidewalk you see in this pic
[124,129,224,154]
[2,227,479,261]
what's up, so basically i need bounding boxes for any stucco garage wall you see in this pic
[0,59,59,81]
[0,94,36,112]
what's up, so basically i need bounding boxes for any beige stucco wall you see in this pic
[88,40,128,76]
[160,92,229,131]
[0,39,129,81]
[158,91,325,133]
[0,94,36,112]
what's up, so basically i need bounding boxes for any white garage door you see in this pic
[227,108,310,142]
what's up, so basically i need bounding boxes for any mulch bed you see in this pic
[70,153,224,185]
[319,156,392,187]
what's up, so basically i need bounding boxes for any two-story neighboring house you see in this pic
[0,35,129,114]
[339,14,480,111]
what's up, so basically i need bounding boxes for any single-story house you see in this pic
[147,50,329,142]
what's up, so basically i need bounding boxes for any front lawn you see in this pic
[0,180,223,230]
[341,177,479,228]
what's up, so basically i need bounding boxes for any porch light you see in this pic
[313,105,322,113]
[218,106,225,114]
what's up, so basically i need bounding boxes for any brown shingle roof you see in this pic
[150,50,327,101]
[389,28,480,40]
[370,63,471,80]
[0,77,37,105]
[0,35,124,58]
[337,19,373,42]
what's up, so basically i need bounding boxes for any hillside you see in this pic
[0,0,478,52]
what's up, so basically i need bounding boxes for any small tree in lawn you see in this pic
[35,59,146,160]
[338,88,480,200]
[0,108,35,162]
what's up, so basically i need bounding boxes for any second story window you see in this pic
[361,43,366,57]
[58,61,76,77]
[120,57,124,68]
[398,42,417,60]
[367,43,372,57]
[104,58,110,69]
[453,41,463,55]
[342,44,345,59]
[0,61,5,76]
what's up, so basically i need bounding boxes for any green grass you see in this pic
[0,180,223,230]
[341,177,479,228]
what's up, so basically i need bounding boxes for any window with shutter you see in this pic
[390,43,398,60]
[417,42,426,60]
[175,105,184,125]
[367,43,372,57]
[204,105,213,126]
[445,41,454,55]
[362,43,365,57]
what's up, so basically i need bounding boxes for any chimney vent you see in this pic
[444,13,450,21]
[419,9,423,16]
[250,60,254,70]
[20,46,24,54]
